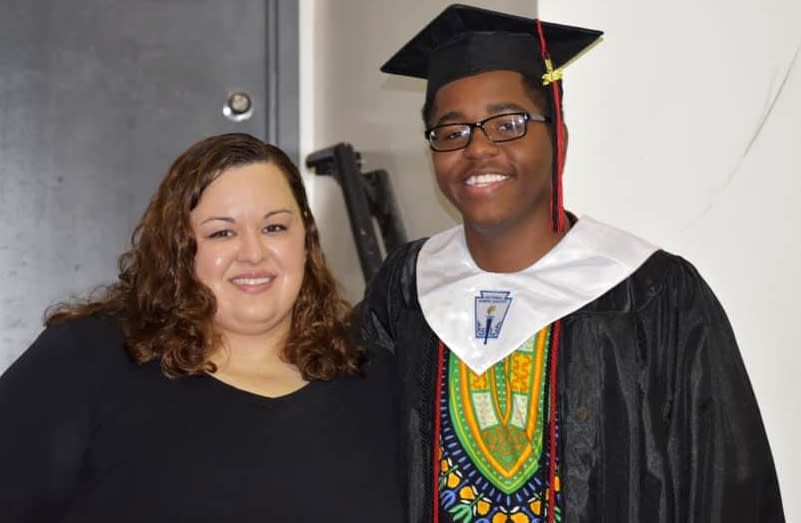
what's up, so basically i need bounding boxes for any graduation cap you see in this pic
[381,4,603,232]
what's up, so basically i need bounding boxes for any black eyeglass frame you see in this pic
[424,112,551,152]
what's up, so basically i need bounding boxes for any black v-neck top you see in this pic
[0,316,403,522]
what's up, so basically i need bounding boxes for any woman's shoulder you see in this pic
[2,314,132,387]
[47,313,123,339]
[324,343,395,397]
[40,314,126,358]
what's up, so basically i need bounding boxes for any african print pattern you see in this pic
[438,326,562,523]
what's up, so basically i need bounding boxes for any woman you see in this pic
[0,134,402,522]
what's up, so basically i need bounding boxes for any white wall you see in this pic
[301,0,800,518]
[541,1,800,518]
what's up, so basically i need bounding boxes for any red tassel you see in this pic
[432,340,446,523]
[535,20,567,233]
[552,85,566,233]
[548,320,562,523]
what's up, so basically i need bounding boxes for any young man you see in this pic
[359,5,784,523]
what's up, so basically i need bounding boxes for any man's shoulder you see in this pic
[358,239,431,348]
[575,250,708,315]
[381,238,428,275]
[364,238,428,305]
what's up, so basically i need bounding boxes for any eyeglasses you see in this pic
[424,112,551,152]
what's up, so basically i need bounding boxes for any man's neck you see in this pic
[464,217,569,273]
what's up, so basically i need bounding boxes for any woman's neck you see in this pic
[208,326,307,397]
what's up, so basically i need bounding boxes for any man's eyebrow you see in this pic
[433,103,529,126]
[486,102,528,114]
[433,111,465,126]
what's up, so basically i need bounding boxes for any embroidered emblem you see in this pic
[474,291,513,344]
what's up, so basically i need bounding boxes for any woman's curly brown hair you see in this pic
[46,133,365,380]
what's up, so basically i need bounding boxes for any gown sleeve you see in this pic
[357,240,425,355]
[664,259,784,522]
[0,317,117,522]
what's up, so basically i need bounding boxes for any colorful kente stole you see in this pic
[436,325,562,523]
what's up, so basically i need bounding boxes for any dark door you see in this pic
[0,0,298,370]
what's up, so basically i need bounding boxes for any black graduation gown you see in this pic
[359,239,785,523]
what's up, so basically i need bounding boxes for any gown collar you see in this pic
[416,216,658,374]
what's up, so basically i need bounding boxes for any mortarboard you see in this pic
[381,4,603,232]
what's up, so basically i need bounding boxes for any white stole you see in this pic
[416,216,658,374]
